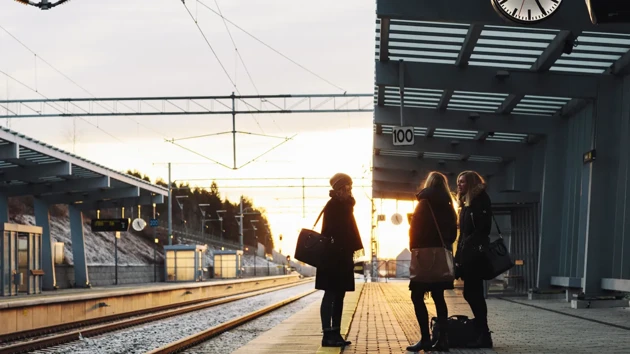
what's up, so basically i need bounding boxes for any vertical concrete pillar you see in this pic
[0,191,8,224]
[34,198,56,290]
[582,84,621,296]
[69,205,89,287]
[536,123,567,290]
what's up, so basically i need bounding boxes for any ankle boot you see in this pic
[427,319,449,352]
[406,338,431,352]
[331,326,351,345]
[321,328,346,347]
[466,329,493,349]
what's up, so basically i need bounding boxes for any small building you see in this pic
[213,249,243,279]
[395,248,412,278]
[164,244,207,282]
[1,224,44,296]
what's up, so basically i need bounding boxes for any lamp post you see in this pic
[216,210,226,240]
[236,196,260,251]
[251,220,259,276]
[175,196,188,242]
[154,237,158,282]
[199,204,209,241]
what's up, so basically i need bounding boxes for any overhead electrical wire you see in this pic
[196,0,346,93]
[181,1,266,135]
[212,0,283,134]
[0,23,170,139]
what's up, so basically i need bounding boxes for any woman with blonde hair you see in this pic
[406,171,457,352]
[455,170,493,349]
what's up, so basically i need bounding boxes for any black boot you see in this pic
[467,329,493,349]
[427,318,449,352]
[321,328,346,347]
[331,326,351,346]
[406,339,432,352]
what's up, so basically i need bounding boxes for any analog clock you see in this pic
[491,0,564,24]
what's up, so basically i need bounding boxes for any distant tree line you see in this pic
[125,170,274,254]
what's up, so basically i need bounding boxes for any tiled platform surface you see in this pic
[344,280,630,354]
[233,283,364,354]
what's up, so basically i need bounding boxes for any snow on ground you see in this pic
[37,282,317,354]
[12,214,286,269]
[14,215,161,266]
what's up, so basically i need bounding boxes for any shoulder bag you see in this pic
[409,200,455,283]
[294,206,332,268]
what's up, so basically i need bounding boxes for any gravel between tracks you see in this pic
[34,282,317,354]
[183,291,323,354]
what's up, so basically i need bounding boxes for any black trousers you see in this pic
[411,290,448,339]
[463,277,489,332]
[320,290,346,330]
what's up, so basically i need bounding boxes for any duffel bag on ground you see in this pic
[430,315,477,348]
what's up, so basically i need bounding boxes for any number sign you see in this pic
[392,126,414,146]
[91,218,131,232]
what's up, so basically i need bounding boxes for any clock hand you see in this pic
[534,0,547,15]
[518,0,526,16]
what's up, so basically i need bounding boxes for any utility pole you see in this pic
[167,162,172,245]
[239,195,244,250]
[231,92,237,170]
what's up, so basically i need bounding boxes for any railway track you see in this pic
[146,289,318,354]
[0,278,313,354]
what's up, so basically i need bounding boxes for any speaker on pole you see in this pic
[586,0,630,24]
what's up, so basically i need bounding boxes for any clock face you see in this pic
[491,0,563,24]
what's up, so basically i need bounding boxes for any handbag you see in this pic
[460,212,514,280]
[482,216,514,280]
[294,206,332,268]
[409,200,455,283]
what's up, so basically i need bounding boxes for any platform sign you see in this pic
[91,218,131,232]
[392,126,415,146]
[149,218,159,228]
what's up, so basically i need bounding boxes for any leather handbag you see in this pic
[409,200,455,283]
[462,213,514,280]
[294,206,331,268]
[481,216,514,280]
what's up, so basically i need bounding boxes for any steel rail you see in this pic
[146,289,318,354]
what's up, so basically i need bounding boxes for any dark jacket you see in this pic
[455,183,492,279]
[408,187,458,293]
[409,187,458,250]
[315,196,363,292]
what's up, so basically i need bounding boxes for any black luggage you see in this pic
[430,315,477,348]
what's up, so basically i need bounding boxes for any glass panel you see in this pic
[18,234,27,293]
[175,251,195,281]
[166,251,176,281]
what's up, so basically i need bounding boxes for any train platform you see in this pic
[236,280,630,353]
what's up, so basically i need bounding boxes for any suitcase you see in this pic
[430,315,477,348]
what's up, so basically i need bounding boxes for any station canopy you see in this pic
[372,0,630,201]
[0,127,167,210]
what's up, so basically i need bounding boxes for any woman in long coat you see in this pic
[316,173,364,347]
[407,171,457,352]
[455,170,493,349]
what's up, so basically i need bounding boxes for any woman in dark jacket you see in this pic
[316,173,364,347]
[406,171,457,352]
[455,170,493,349]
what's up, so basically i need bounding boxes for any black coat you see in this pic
[315,196,363,292]
[455,184,492,279]
[408,187,458,293]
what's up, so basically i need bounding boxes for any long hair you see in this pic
[421,171,456,211]
[456,170,486,207]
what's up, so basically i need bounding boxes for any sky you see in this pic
[0,0,415,259]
